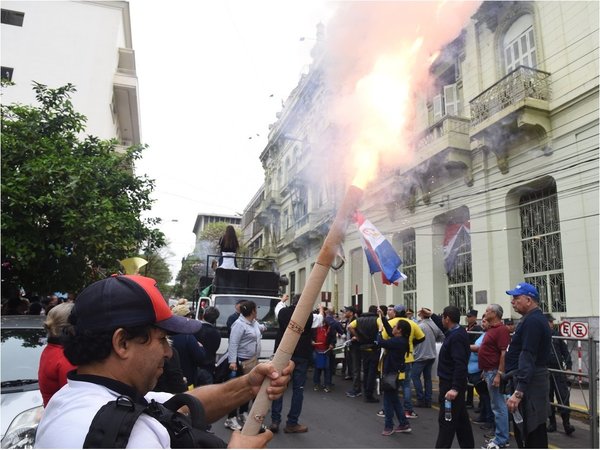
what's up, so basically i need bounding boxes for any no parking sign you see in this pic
[559,320,589,338]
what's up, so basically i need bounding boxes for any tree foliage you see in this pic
[138,252,172,295]
[172,255,202,301]
[1,82,166,294]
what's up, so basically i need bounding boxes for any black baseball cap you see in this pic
[466,309,478,317]
[73,275,202,334]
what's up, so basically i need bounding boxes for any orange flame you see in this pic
[350,38,422,189]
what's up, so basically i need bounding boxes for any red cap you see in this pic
[73,275,201,334]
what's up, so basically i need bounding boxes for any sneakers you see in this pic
[269,422,280,433]
[224,417,242,431]
[381,428,394,436]
[405,410,418,419]
[564,423,576,435]
[346,390,362,398]
[376,409,385,417]
[344,375,352,380]
[394,424,412,433]
[323,386,332,393]
[482,440,509,449]
[313,385,321,391]
[238,412,249,426]
[284,423,308,433]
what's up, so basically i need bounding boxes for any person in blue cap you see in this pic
[504,282,552,448]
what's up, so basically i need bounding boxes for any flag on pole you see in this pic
[355,211,407,285]
[443,222,470,274]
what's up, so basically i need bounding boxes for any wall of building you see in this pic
[1,1,130,142]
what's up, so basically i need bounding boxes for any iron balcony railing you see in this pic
[470,65,551,127]
[415,115,471,152]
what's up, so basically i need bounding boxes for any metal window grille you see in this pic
[447,226,473,315]
[520,186,565,313]
[402,230,417,309]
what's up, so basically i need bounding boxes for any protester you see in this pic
[274,293,289,317]
[270,294,313,434]
[464,309,482,409]
[218,225,239,268]
[504,282,552,448]
[341,305,358,381]
[38,302,77,407]
[378,304,425,418]
[171,302,205,388]
[312,308,334,392]
[376,310,413,435]
[412,307,445,408]
[195,306,222,386]
[347,305,380,402]
[545,313,575,435]
[468,317,494,433]
[435,305,474,448]
[225,300,265,430]
[34,275,293,448]
[479,304,511,449]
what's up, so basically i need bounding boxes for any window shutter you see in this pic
[433,94,443,122]
[444,84,458,116]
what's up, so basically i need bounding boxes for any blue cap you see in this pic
[394,304,406,314]
[506,282,539,300]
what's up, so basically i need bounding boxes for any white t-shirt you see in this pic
[35,378,173,448]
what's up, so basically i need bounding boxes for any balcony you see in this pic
[414,116,472,185]
[469,65,551,173]
[113,48,140,146]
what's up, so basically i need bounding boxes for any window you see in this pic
[519,181,565,313]
[504,14,537,73]
[1,9,24,27]
[1,66,14,81]
[431,64,462,122]
[400,230,417,311]
[445,221,472,315]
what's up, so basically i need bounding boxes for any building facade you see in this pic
[246,1,598,329]
[1,1,140,148]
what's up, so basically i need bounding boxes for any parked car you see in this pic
[1,315,46,449]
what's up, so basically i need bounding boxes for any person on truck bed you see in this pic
[219,225,239,269]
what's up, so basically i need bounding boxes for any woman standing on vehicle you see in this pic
[224,300,266,430]
[218,225,239,269]
[38,302,76,407]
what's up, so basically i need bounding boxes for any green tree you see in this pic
[172,255,202,301]
[1,82,165,294]
[139,251,172,295]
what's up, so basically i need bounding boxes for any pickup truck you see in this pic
[195,258,285,361]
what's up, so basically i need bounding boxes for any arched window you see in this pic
[519,179,565,313]
[503,14,537,73]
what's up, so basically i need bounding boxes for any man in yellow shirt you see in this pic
[377,304,425,419]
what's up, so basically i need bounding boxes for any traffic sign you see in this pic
[559,321,571,337]
[571,322,589,338]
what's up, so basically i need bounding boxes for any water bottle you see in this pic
[444,399,452,421]
[229,370,237,379]
[512,409,523,424]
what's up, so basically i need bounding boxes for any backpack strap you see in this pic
[83,395,145,448]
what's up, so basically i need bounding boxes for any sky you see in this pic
[128,1,337,278]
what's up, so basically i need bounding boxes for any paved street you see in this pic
[211,368,593,448]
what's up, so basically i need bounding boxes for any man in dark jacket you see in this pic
[545,313,575,435]
[348,305,380,402]
[505,282,552,448]
[195,306,222,386]
[269,294,313,434]
[435,305,474,448]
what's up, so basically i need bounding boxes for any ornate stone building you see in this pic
[242,1,599,327]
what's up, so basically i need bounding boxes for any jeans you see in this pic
[383,388,409,429]
[401,363,414,411]
[312,351,332,387]
[412,358,434,403]
[483,369,509,446]
[271,357,308,426]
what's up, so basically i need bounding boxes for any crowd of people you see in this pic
[9,273,576,448]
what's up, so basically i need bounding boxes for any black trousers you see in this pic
[512,417,548,448]
[435,378,475,448]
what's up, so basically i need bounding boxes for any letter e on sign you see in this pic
[559,321,571,337]
[571,322,588,339]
